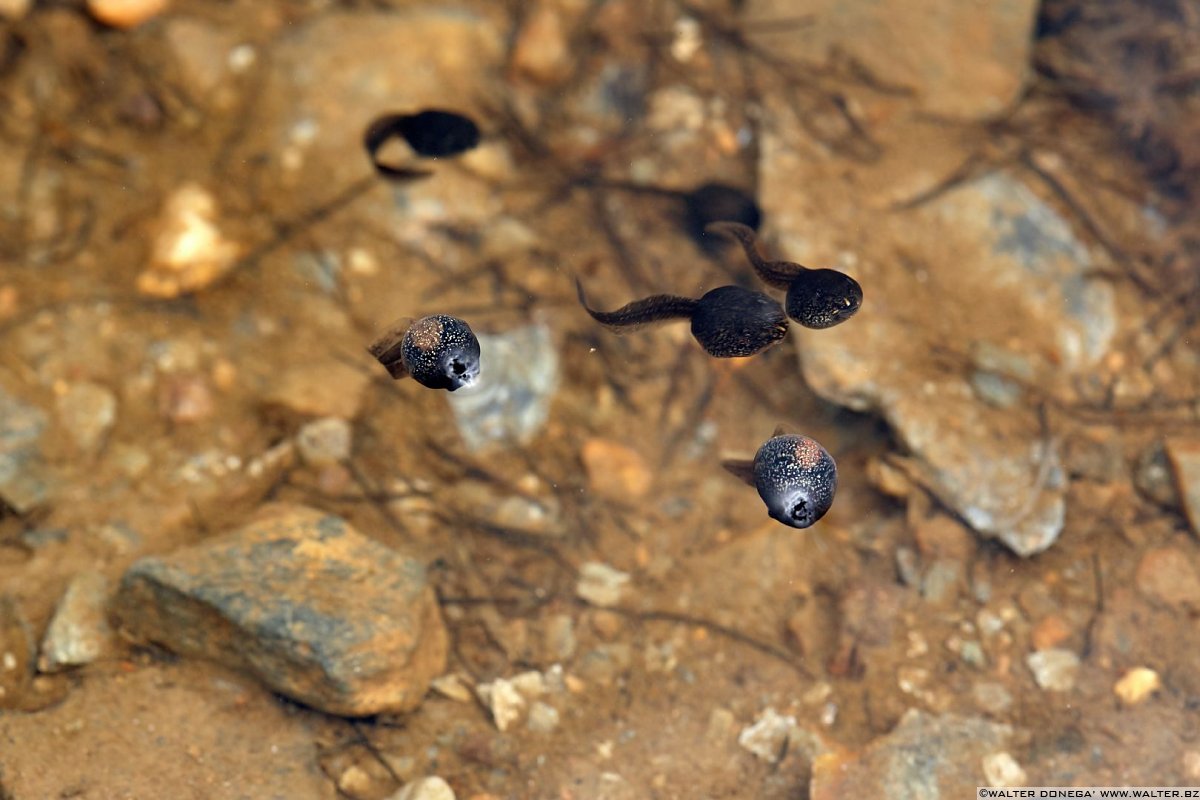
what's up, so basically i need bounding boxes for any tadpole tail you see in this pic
[705,221,800,290]
[721,459,757,488]
[575,278,698,331]
[366,318,414,380]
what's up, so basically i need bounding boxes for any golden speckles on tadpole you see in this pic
[405,316,444,353]
[706,221,863,330]
[576,279,788,359]
[367,314,481,392]
[722,432,838,529]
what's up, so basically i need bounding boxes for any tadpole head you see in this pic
[753,434,838,529]
[402,315,482,391]
[785,269,863,329]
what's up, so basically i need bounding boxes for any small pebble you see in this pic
[88,0,167,28]
[55,382,117,456]
[390,776,456,800]
[510,670,546,699]
[1113,666,1161,705]
[295,417,353,467]
[1182,750,1200,781]
[338,765,375,798]
[738,707,796,763]
[983,751,1027,788]
[526,701,560,733]
[511,4,571,85]
[477,677,524,732]
[895,546,920,587]
[576,562,631,608]
[137,184,242,298]
[958,640,986,669]
[541,613,576,661]
[158,374,214,424]
[1027,648,1080,692]
[431,673,474,703]
[1030,613,1072,651]
[38,571,114,672]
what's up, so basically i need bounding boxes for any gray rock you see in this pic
[811,709,1013,800]
[112,504,448,716]
[38,571,114,672]
[0,383,55,513]
[791,173,1112,556]
[447,323,560,452]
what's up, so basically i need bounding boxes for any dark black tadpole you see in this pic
[577,178,762,256]
[576,279,788,358]
[706,221,863,329]
[367,314,481,391]
[682,183,763,255]
[363,109,481,179]
[722,429,838,529]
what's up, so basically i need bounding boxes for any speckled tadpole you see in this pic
[723,430,838,529]
[576,279,789,359]
[367,314,481,391]
[707,221,863,330]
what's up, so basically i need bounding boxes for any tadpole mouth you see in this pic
[444,355,480,390]
[769,490,824,530]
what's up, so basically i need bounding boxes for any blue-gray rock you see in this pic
[811,709,1012,800]
[790,172,1112,556]
[112,504,448,716]
[446,323,560,451]
[0,383,55,513]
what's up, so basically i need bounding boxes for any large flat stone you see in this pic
[747,0,1038,120]
[113,504,448,716]
[784,172,1111,556]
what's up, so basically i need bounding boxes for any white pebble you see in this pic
[527,701,560,732]
[295,417,352,467]
[1027,648,1080,692]
[477,677,525,732]
[738,707,796,763]
[576,562,630,608]
[983,751,1027,788]
[389,776,456,800]
[1113,667,1161,705]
